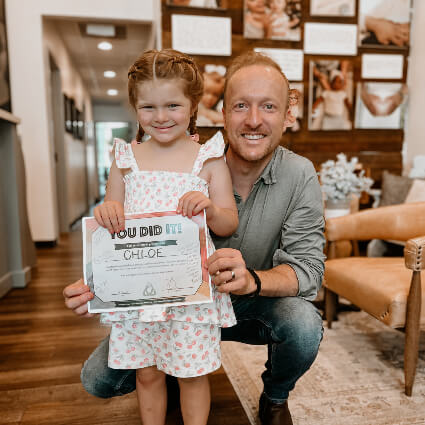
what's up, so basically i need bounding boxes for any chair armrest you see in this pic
[405,236,425,271]
[326,202,425,242]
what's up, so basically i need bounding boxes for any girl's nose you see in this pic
[155,108,168,123]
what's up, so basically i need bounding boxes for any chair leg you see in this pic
[404,271,421,396]
[325,288,338,329]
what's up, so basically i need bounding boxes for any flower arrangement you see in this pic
[319,153,374,201]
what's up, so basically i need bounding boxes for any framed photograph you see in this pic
[172,14,232,56]
[167,0,228,9]
[355,82,408,129]
[64,95,73,133]
[70,99,78,138]
[359,0,411,49]
[254,48,304,81]
[361,54,404,79]
[83,211,212,313]
[0,0,11,112]
[243,0,301,41]
[308,60,354,131]
[76,109,84,141]
[310,0,355,17]
[288,82,303,133]
[197,64,226,127]
[304,23,357,55]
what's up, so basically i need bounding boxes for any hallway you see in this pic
[0,229,249,425]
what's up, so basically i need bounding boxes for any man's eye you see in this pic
[264,104,274,110]
[169,104,179,108]
[235,103,246,110]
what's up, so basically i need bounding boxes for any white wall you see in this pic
[43,18,92,226]
[5,0,156,241]
[404,0,425,174]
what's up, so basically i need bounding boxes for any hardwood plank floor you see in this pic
[0,230,250,425]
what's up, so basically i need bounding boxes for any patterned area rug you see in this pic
[221,311,425,425]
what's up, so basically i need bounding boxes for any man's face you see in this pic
[223,65,289,164]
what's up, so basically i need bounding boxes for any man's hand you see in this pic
[207,248,256,295]
[93,200,125,234]
[63,278,95,317]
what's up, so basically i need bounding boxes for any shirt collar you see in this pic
[258,147,280,185]
[224,143,280,186]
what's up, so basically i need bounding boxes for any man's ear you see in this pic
[222,106,227,130]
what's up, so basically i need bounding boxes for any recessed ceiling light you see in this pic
[107,89,118,96]
[104,70,116,78]
[86,24,116,37]
[97,41,113,51]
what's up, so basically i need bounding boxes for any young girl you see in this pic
[93,49,238,425]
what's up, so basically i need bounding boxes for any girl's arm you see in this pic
[93,160,126,234]
[177,157,238,237]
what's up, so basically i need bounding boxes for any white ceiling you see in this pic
[48,18,154,103]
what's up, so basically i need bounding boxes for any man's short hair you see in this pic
[223,50,290,107]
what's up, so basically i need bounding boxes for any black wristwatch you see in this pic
[245,268,262,297]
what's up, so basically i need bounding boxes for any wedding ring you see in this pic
[230,270,235,281]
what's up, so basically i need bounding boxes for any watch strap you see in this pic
[246,268,262,297]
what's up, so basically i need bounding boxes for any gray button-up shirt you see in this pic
[212,146,326,301]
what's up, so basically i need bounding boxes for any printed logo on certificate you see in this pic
[83,211,212,313]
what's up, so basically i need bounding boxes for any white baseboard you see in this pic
[0,272,13,298]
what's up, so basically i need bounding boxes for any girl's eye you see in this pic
[168,104,179,108]
[139,105,152,110]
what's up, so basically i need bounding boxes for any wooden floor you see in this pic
[0,230,250,425]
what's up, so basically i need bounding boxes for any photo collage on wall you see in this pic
[0,0,11,112]
[168,0,411,132]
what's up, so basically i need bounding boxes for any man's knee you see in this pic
[269,297,323,356]
[80,336,136,398]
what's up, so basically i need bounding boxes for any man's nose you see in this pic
[245,106,262,128]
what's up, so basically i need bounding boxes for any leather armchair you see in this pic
[324,202,425,396]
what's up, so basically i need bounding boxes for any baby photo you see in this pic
[308,60,354,131]
[243,0,301,41]
[167,0,227,9]
[359,0,411,48]
[310,0,355,17]
[355,82,408,129]
[288,83,303,133]
[196,64,226,127]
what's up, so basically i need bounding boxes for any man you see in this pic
[64,51,325,425]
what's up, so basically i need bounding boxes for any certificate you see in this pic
[83,211,212,313]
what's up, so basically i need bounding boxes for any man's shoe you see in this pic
[259,393,293,425]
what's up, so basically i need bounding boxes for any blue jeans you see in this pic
[81,296,323,402]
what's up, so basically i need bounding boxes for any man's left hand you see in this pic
[207,248,256,295]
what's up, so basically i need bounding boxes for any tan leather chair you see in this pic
[324,202,425,396]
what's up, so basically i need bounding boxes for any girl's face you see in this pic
[271,0,285,13]
[136,78,193,145]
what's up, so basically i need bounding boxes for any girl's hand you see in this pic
[177,191,214,219]
[94,200,125,234]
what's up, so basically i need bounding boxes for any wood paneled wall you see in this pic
[162,0,409,185]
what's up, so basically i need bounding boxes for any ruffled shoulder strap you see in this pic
[191,131,225,176]
[113,138,139,172]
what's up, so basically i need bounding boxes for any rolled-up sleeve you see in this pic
[272,163,326,300]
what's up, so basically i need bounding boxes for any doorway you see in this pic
[95,122,130,197]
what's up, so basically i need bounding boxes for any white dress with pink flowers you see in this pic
[103,131,236,377]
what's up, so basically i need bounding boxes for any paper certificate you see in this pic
[83,211,212,313]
